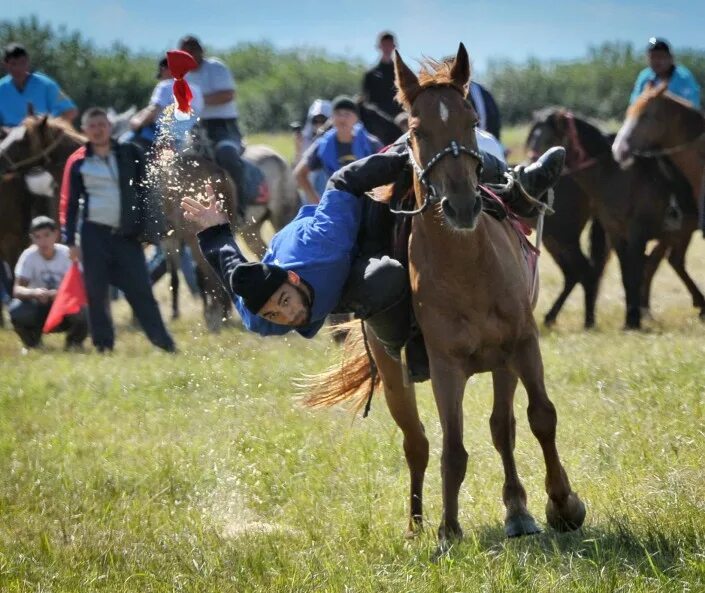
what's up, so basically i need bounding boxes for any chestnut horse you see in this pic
[305,44,585,552]
[612,84,705,227]
[527,108,704,327]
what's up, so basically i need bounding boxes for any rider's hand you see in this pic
[69,246,81,262]
[182,184,229,231]
[34,288,51,304]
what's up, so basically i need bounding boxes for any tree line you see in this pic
[2,16,703,132]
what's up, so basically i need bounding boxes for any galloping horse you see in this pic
[612,84,705,227]
[306,44,585,552]
[527,108,705,327]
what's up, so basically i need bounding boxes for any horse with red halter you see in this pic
[612,84,705,230]
[527,107,704,327]
[305,44,585,553]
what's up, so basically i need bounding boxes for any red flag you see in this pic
[167,50,198,116]
[43,262,87,333]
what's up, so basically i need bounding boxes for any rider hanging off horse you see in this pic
[182,50,566,381]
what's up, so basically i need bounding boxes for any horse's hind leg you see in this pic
[368,335,429,537]
[490,369,541,537]
[666,234,705,318]
[641,240,668,317]
[512,336,586,532]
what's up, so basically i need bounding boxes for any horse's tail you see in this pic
[298,321,380,414]
[589,217,609,278]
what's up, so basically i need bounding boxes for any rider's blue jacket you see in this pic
[198,187,362,338]
[629,65,701,107]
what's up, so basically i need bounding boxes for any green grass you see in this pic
[1,177,705,592]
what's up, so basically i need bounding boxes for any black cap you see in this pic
[3,42,28,61]
[178,35,203,50]
[647,37,671,54]
[29,215,57,233]
[331,95,358,114]
[231,262,289,314]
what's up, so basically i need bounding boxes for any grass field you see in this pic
[1,130,704,592]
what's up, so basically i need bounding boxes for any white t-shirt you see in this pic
[185,57,238,120]
[14,244,71,290]
[150,79,205,116]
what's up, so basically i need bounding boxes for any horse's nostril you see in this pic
[441,197,456,219]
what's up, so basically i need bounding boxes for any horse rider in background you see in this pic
[629,37,701,107]
[292,98,333,196]
[125,56,204,151]
[178,35,262,209]
[0,43,78,126]
[294,96,383,204]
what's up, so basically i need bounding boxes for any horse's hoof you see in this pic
[699,309,705,321]
[505,512,542,538]
[546,493,586,532]
[640,307,654,321]
[405,517,424,539]
[543,316,557,328]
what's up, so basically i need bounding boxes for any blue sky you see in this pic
[5,0,703,76]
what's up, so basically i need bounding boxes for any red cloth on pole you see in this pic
[43,262,87,333]
[166,50,198,115]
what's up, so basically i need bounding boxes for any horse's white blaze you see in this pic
[439,100,449,124]
[0,125,26,154]
[612,116,636,164]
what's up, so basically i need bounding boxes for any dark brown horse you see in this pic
[305,44,585,553]
[612,85,705,224]
[527,108,704,328]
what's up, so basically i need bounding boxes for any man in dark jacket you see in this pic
[62,107,175,353]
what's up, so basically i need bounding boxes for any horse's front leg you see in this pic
[428,354,468,548]
[512,335,586,532]
[368,334,428,538]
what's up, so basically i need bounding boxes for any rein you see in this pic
[389,136,483,216]
[631,129,705,158]
[0,130,66,173]
[562,112,597,173]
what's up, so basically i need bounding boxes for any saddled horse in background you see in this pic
[527,107,704,328]
[612,84,705,231]
[305,44,585,553]
[358,100,403,146]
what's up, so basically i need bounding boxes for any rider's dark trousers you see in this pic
[334,199,411,353]
[80,221,175,352]
[9,299,88,348]
[201,118,249,208]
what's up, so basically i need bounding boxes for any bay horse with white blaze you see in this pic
[306,44,585,551]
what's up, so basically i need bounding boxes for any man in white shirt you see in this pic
[178,35,254,206]
[10,216,87,349]
[128,56,204,150]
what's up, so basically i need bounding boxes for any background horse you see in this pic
[305,44,585,553]
[527,108,704,327]
[612,84,705,229]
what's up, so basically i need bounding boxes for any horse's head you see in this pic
[526,108,570,160]
[394,43,483,231]
[612,83,704,167]
[0,115,72,176]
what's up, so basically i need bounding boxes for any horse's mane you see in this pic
[21,115,86,144]
[396,57,470,109]
[627,82,702,119]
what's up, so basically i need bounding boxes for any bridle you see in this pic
[390,134,483,216]
[0,129,66,174]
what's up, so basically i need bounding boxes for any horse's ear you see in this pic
[39,114,49,130]
[26,103,35,117]
[393,50,420,109]
[450,43,471,88]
